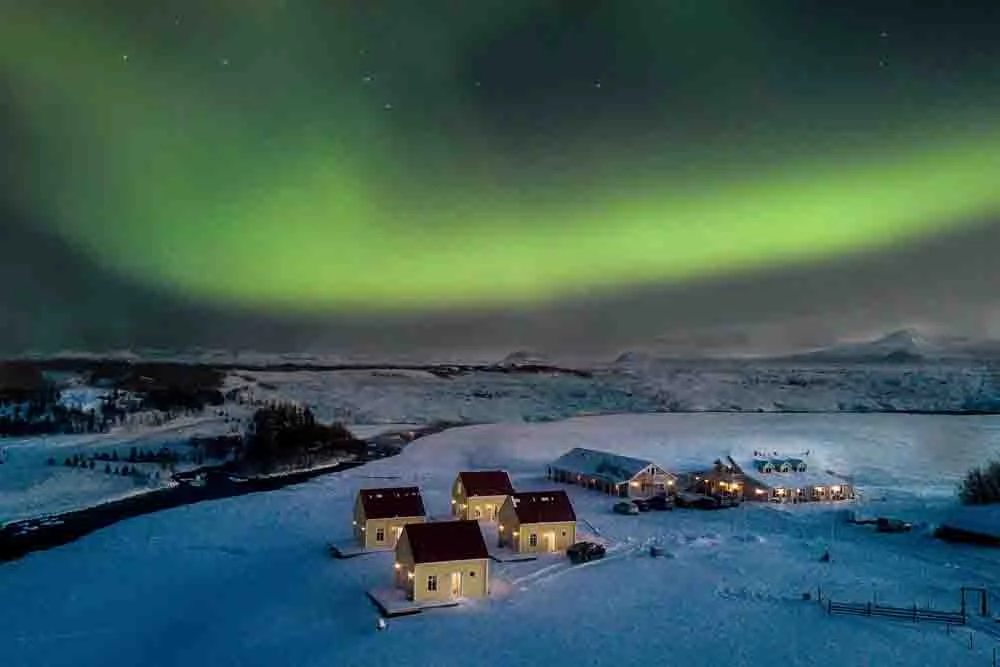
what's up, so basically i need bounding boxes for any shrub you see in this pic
[959,460,1000,505]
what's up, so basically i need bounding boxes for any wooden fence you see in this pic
[826,600,966,626]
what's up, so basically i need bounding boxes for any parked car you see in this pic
[567,541,607,564]
[647,495,675,511]
[876,517,912,533]
[613,501,640,515]
[631,498,651,512]
[675,492,722,510]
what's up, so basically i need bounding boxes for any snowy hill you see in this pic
[2,413,999,667]
[779,328,981,363]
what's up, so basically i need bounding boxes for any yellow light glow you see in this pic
[667,480,674,486]
[450,499,456,505]
[498,524,504,531]
[755,489,765,495]
[394,562,401,570]
[407,572,414,580]
[832,485,841,493]
[815,486,825,492]
[630,481,640,487]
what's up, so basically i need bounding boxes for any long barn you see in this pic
[547,447,676,498]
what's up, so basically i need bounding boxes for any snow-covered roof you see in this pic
[549,447,668,485]
[733,455,846,489]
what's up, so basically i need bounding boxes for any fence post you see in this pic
[913,604,917,623]
[867,602,872,616]
[827,599,832,615]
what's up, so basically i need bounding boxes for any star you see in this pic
[363,74,375,83]
[594,80,602,89]
[383,103,393,110]
[122,54,129,62]
[221,58,230,66]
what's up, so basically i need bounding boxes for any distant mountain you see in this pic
[777,328,989,363]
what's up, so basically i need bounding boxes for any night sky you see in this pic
[2,2,1000,356]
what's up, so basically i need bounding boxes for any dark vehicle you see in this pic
[613,501,640,515]
[631,498,651,512]
[675,492,723,510]
[876,517,912,533]
[647,495,675,511]
[567,541,607,564]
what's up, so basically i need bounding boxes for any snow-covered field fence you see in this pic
[826,599,966,625]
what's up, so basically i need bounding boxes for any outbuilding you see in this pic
[547,447,676,498]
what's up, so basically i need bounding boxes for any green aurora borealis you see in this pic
[3,2,1000,313]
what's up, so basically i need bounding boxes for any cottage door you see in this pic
[543,532,556,552]
[391,526,403,543]
[450,571,463,597]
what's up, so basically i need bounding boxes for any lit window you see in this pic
[529,534,538,547]
[375,528,385,542]
[473,508,482,519]
[427,575,437,591]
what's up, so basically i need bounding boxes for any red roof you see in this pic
[402,520,488,564]
[359,487,426,520]
[508,490,576,524]
[458,471,514,497]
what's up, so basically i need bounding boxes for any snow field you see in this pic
[2,414,1000,666]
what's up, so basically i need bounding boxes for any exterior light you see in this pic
[755,489,765,495]
[394,562,401,570]
[630,481,640,487]
[451,499,456,505]
[352,520,357,526]
[832,485,841,493]
[512,531,519,537]
[667,480,674,486]
[361,527,366,531]
[407,571,414,580]
[498,524,504,531]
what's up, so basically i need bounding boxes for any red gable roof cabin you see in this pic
[498,490,578,554]
[451,470,515,521]
[394,520,491,602]
[353,486,427,549]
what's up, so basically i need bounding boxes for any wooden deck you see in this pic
[328,541,387,559]
[366,588,461,617]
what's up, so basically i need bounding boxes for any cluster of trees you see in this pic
[0,406,105,437]
[959,460,1000,505]
[54,454,163,479]
[240,402,363,472]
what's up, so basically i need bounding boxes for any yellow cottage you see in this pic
[451,470,515,521]
[353,486,426,549]
[498,490,577,554]
[394,520,490,602]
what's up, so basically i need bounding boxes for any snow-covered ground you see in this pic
[0,415,235,524]
[2,413,999,667]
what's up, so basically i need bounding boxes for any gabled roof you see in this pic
[402,520,488,564]
[359,486,425,519]
[508,491,576,524]
[458,471,515,497]
[549,447,665,485]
